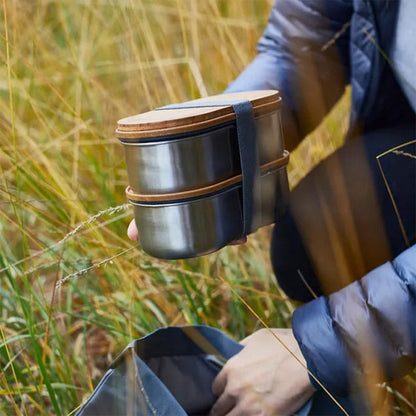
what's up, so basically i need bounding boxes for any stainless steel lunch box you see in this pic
[126,156,289,259]
[117,90,290,259]
[117,91,284,194]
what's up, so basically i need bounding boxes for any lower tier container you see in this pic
[126,155,289,259]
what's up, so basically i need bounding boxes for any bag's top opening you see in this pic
[116,90,281,140]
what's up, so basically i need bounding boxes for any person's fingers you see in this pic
[226,398,267,416]
[229,237,247,246]
[225,404,251,416]
[212,369,227,397]
[240,327,274,346]
[127,219,139,241]
[239,335,252,346]
[209,391,235,416]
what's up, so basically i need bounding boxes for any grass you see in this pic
[0,0,414,415]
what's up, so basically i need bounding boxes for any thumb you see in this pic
[127,219,139,241]
[239,334,252,346]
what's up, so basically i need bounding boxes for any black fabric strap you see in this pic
[157,100,260,236]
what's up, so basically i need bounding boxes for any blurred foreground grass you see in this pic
[0,1,414,415]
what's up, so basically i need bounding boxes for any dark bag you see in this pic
[76,326,362,416]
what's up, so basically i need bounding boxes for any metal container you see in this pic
[117,90,284,194]
[126,155,289,259]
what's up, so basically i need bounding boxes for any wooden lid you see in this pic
[126,150,289,203]
[116,90,281,140]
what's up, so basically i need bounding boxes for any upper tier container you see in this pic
[116,90,284,194]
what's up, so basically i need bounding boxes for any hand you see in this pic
[210,328,315,416]
[127,219,139,241]
[126,219,247,244]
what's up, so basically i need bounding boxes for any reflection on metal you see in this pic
[376,139,416,249]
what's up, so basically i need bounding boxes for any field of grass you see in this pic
[0,0,414,415]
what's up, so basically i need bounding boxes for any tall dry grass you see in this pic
[0,0,414,415]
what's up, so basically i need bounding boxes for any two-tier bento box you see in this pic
[117,90,290,259]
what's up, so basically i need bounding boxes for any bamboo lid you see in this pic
[116,90,281,140]
[126,151,289,203]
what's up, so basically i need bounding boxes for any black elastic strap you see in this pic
[157,100,260,236]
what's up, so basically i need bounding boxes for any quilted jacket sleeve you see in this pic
[225,0,353,150]
[292,244,416,396]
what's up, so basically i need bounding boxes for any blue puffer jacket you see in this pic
[226,0,416,396]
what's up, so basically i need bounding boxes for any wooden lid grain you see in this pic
[117,90,281,140]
